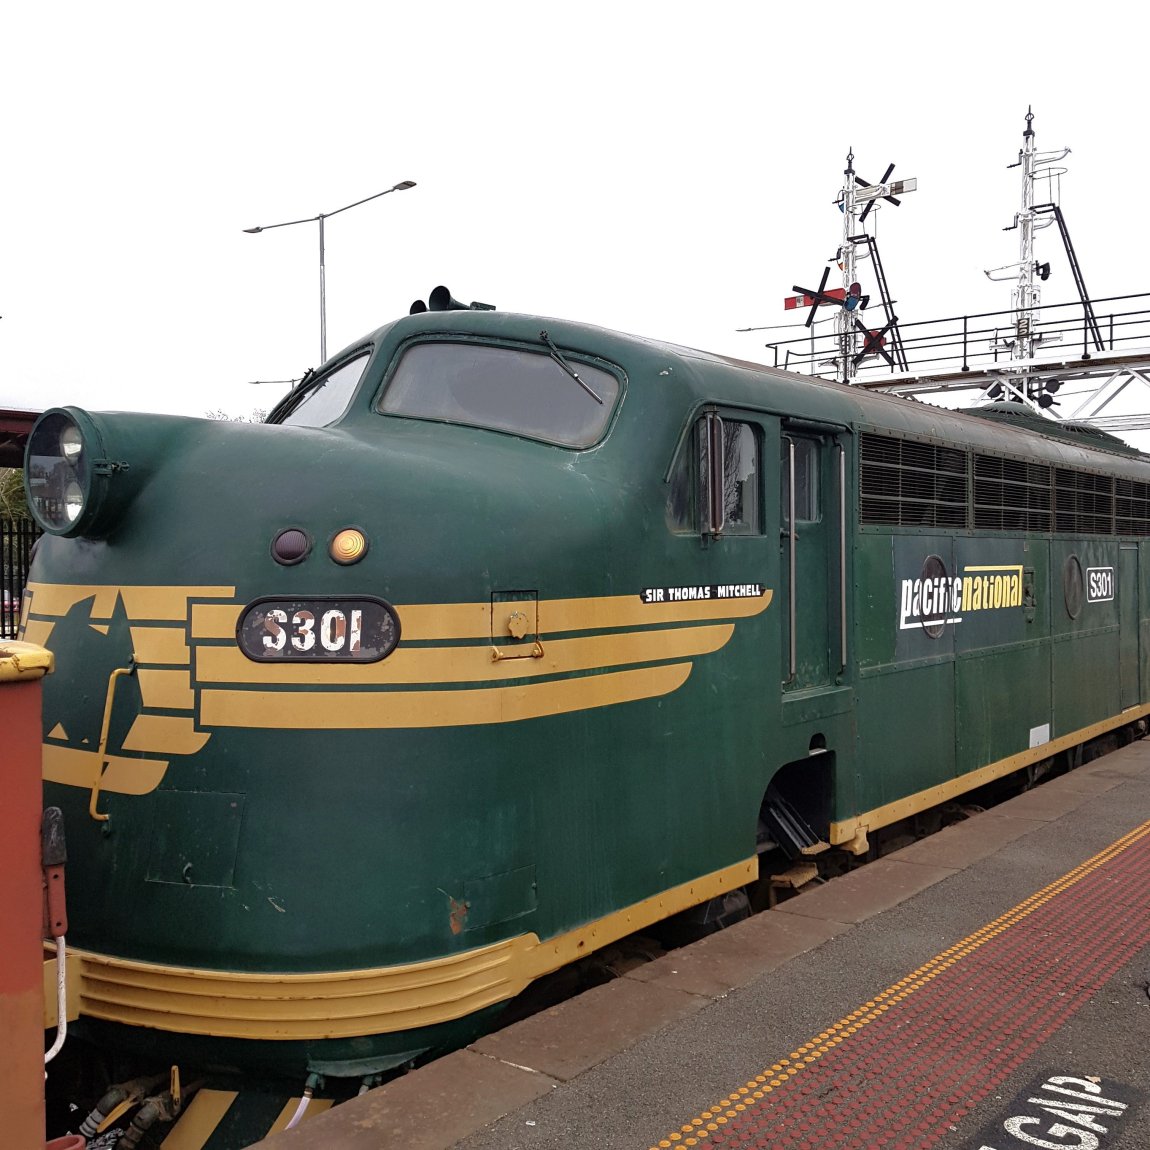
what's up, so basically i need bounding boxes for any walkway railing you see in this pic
[762,292,1150,381]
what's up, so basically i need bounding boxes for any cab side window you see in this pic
[781,437,819,526]
[667,414,761,536]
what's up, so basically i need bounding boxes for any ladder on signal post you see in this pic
[1033,202,1104,353]
[850,233,909,371]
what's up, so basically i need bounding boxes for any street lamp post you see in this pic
[244,180,416,363]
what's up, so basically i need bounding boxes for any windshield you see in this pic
[277,353,371,428]
[377,341,620,448]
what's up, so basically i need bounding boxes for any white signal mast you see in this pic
[985,108,1071,371]
[779,153,916,382]
[836,153,916,381]
[838,153,863,377]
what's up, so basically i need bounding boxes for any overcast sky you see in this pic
[3,2,1145,430]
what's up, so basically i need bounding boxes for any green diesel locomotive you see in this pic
[24,294,1149,1137]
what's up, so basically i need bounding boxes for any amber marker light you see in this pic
[330,528,368,565]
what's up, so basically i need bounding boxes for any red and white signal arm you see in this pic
[784,287,846,310]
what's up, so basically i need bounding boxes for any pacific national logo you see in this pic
[899,563,1024,631]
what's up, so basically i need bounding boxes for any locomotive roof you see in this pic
[358,308,1150,477]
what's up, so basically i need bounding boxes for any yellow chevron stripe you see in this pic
[159,1090,237,1149]
[29,584,771,639]
[137,668,195,710]
[190,602,242,637]
[830,701,1150,850]
[193,624,734,686]
[43,744,168,795]
[191,592,773,643]
[23,582,235,621]
[18,618,54,648]
[129,626,191,666]
[56,857,756,1040]
[199,663,693,730]
[122,715,210,756]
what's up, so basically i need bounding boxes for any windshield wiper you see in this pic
[268,367,319,423]
[539,330,603,405]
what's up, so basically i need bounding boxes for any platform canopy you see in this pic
[0,409,39,469]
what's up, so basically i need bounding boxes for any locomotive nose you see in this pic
[24,407,211,542]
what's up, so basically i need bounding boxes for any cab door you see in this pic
[780,427,846,692]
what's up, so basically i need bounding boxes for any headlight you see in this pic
[62,480,85,523]
[24,408,125,537]
[60,424,84,461]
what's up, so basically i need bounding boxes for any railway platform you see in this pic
[255,741,1150,1150]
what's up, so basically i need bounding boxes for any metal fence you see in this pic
[1,518,40,639]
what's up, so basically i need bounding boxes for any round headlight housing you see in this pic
[24,408,115,537]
